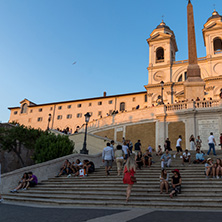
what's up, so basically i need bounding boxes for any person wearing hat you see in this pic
[169,169,182,198]
[205,158,214,179]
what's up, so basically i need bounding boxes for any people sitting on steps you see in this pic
[23,172,38,190]
[83,159,95,175]
[213,158,222,179]
[161,149,172,169]
[169,169,182,198]
[143,150,152,167]
[182,149,191,166]
[10,172,29,193]
[205,158,214,179]
[156,145,163,156]
[160,169,169,194]
[135,151,143,170]
[56,159,71,177]
[193,149,206,164]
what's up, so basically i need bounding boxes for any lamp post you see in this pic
[160,81,164,104]
[80,112,91,154]
[47,114,52,130]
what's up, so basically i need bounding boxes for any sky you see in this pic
[0,0,221,122]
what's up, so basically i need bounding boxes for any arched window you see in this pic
[156,47,164,63]
[178,74,183,82]
[120,102,125,111]
[177,71,187,82]
[21,103,28,114]
[214,37,222,54]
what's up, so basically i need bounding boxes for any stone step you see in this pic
[4,193,222,203]
[33,184,222,189]
[40,180,222,185]
[4,196,222,209]
[9,190,222,198]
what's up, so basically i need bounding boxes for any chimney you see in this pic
[103,91,107,97]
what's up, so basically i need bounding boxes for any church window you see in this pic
[214,37,222,54]
[108,100,113,104]
[58,106,62,110]
[30,109,33,113]
[39,108,42,112]
[14,111,18,115]
[21,103,28,114]
[50,107,53,111]
[77,104,82,108]
[120,102,125,111]
[156,47,164,63]
[98,101,102,105]
[67,105,71,109]
[178,74,183,82]
[98,111,102,116]
[89,103,92,107]
[132,97,136,102]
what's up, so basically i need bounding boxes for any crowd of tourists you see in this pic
[100,131,222,202]
[5,131,222,204]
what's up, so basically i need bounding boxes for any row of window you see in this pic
[15,96,146,116]
[36,111,101,122]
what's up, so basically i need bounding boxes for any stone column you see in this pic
[184,0,205,100]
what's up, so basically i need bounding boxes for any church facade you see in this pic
[8,3,222,151]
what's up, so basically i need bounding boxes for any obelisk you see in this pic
[184,0,205,100]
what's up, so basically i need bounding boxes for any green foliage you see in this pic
[0,125,75,166]
[33,133,75,163]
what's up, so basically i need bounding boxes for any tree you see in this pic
[0,125,43,167]
[33,132,75,163]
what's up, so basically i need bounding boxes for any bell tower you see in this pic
[147,20,178,85]
[202,10,222,58]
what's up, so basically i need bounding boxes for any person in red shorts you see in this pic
[123,154,136,202]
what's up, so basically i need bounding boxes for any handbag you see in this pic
[130,175,137,182]
[129,169,137,183]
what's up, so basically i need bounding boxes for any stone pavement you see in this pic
[1,202,222,222]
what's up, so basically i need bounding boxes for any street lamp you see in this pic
[80,112,91,154]
[47,114,52,130]
[160,81,164,104]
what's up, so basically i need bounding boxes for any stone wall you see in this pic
[125,122,156,152]
[1,153,102,194]
[94,129,114,140]
[168,121,186,150]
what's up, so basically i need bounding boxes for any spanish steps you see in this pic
[3,150,222,209]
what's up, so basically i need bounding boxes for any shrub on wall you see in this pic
[33,132,75,163]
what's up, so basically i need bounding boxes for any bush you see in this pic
[33,133,75,163]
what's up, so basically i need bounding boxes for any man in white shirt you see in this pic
[122,142,129,162]
[174,135,183,158]
[102,142,114,176]
[182,149,191,165]
[207,132,217,156]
